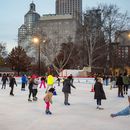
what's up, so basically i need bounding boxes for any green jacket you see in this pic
[123,76,130,85]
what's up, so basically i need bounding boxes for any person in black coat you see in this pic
[9,75,17,96]
[62,76,76,105]
[116,73,124,97]
[94,77,106,109]
[1,74,8,89]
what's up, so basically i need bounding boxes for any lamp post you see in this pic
[32,37,41,76]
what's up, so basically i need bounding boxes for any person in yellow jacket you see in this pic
[46,74,54,92]
[44,88,55,114]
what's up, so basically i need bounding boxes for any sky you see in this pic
[0,0,130,53]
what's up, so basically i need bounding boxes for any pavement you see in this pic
[0,82,129,130]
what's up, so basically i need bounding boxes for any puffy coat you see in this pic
[44,92,53,103]
[94,82,106,100]
[47,75,54,85]
[62,79,75,93]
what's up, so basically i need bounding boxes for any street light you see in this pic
[128,33,130,39]
[32,36,41,76]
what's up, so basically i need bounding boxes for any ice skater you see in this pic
[46,74,54,92]
[21,74,28,91]
[28,76,34,101]
[1,73,8,89]
[110,95,130,117]
[94,77,106,110]
[39,76,46,89]
[62,76,76,105]
[9,75,17,96]
[44,88,55,115]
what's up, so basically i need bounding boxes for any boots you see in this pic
[45,109,52,115]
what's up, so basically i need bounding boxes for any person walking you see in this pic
[9,75,17,96]
[1,74,8,89]
[44,88,55,115]
[110,95,130,117]
[116,73,124,97]
[62,76,76,105]
[94,77,106,109]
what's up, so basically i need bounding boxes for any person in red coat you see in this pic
[94,77,106,109]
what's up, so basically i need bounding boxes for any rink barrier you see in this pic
[0,76,96,85]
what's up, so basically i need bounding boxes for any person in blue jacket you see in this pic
[111,95,130,117]
[21,74,28,91]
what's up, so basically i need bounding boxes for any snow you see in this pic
[0,80,129,130]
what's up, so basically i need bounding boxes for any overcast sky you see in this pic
[0,0,129,52]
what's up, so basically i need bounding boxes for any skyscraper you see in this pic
[56,0,82,21]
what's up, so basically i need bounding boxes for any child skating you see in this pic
[44,88,55,115]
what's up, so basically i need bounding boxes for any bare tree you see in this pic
[0,42,7,66]
[78,4,130,73]
[78,9,106,72]
[98,4,130,73]
[54,41,77,72]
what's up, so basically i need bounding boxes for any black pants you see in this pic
[21,83,26,90]
[124,84,129,94]
[28,88,33,99]
[1,82,6,89]
[10,86,14,95]
[33,89,38,98]
[97,99,101,106]
[118,85,123,96]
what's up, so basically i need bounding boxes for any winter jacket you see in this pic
[94,81,106,100]
[123,75,130,85]
[21,75,27,84]
[116,76,124,85]
[1,76,8,83]
[9,77,17,87]
[47,75,54,85]
[44,92,53,103]
[33,78,39,89]
[62,79,75,94]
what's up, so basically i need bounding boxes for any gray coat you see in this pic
[62,79,75,93]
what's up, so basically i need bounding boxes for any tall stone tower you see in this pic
[18,2,40,46]
[56,0,82,22]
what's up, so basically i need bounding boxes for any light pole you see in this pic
[32,36,46,76]
[32,37,41,76]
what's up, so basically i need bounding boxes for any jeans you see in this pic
[64,92,69,104]
[114,106,130,116]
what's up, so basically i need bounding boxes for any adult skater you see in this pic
[94,77,106,110]
[9,75,17,96]
[62,76,76,105]
[110,95,130,117]
[21,74,28,91]
[116,73,124,97]
[1,73,8,89]
[28,76,34,101]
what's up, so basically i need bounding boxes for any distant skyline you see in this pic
[0,0,130,52]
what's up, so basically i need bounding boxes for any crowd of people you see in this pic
[0,72,130,117]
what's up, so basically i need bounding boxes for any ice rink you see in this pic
[0,81,129,130]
